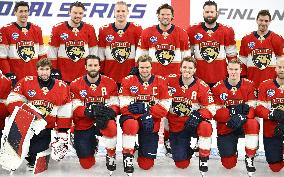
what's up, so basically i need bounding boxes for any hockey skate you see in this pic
[199,156,208,177]
[164,139,172,158]
[106,154,116,176]
[123,154,134,176]
[245,155,256,177]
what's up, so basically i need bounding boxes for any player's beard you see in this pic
[71,17,82,25]
[88,70,99,78]
[258,24,268,33]
[204,16,217,25]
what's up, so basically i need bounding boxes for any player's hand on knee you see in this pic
[185,110,203,130]
[93,104,116,119]
[140,113,154,132]
[269,109,284,124]
[228,104,250,115]
[128,102,149,114]
[274,123,284,138]
[226,114,247,130]
[84,105,95,119]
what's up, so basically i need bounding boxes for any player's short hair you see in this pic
[228,58,242,66]
[14,1,29,12]
[115,1,129,11]
[85,55,101,65]
[69,1,85,12]
[156,3,174,16]
[180,56,197,68]
[137,55,152,66]
[257,10,271,21]
[203,0,218,10]
[36,58,52,69]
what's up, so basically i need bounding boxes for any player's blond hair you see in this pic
[137,55,152,66]
[180,56,197,68]
[115,1,129,11]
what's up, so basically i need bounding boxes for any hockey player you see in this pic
[211,59,259,177]
[48,1,98,84]
[98,1,142,87]
[255,56,284,172]
[70,55,119,174]
[6,58,72,171]
[0,1,46,86]
[167,56,214,176]
[239,10,284,87]
[0,72,12,146]
[187,0,237,88]
[119,55,171,175]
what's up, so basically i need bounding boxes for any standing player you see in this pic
[70,55,119,175]
[0,1,46,86]
[255,57,284,172]
[211,59,259,177]
[119,55,171,176]
[239,10,284,87]
[6,58,72,171]
[187,0,237,88]
[48,1,98,84]
[98,1,142,86]
[167,57,214,176]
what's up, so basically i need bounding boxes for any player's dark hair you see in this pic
[70,1,85,12]
[180,56,197,68]
[36,58,52,69]
[85,55,101,65]
[257,10,271,21]
[203,0,217,10]
[156,3,174,17]
[137,55,152,66]
[228,58,242,65]
[14,1,29,12]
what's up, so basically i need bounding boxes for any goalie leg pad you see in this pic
[79,155,96,169]
[138,132,159,159]
[217,133,238,157]
[169,131,191,161]
[74,126,97,158]
[33,149,51,174]
[263,136,283,164]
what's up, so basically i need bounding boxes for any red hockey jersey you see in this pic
[211,78,256,135]
[7,76,72,129]
[0,22,46,80]
[167,74,215,132]
[70,75,119,130]
[135,25,190,77]
[187,22,237,84]
[239,31,284,87]
[119,74,171,132]
[0,73,12,129]
[98,22,142,83]
[48,21,98,83]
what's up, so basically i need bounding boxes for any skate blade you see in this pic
[200,171,206,177]
[247,171,255,177]
[109,171,113,176]
[127,173,133,176]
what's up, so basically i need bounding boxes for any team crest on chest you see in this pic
[31,100,54,118]
[171,97,192,117]
[16,41,35,62]
[199,41,220,63]
[110,42,131,63]
[251,48,272,70]
[155,44,175,66]
[65,40,85,62]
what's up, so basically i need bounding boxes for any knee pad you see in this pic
[269,162,284,172]
[175,159,190,169]
[197,121,212,137]
[137,156,154,170]
[122,119,139,135]
[243,119,259,134]
[79,156,96,169]
[221,155,237,169]
[100,120,117,137]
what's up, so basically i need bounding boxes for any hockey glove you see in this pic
[84,105,95,119]
[274,124,284,139]
[51,132,68,161]
[93,104,116,119]
[228,104,250,115]
[269,109,284,124]
[50,69,62,80]
[5,72,17,87]
[128,102,149,114]
[140,113,154,133]
[128,66,139,76]
[226,114,247,130]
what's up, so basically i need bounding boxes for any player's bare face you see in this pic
[138,62,152,79]
[180,61,196,79]
[203,5,218,25]
[37,66,51,81]
[257,15,270,33]
[158,9,173,27]
[276,59,284,79]
[69,6,84,25]
[14,6,29,25]
[86,59,100,78]
[227,63,241,81]
[114,4,129,23]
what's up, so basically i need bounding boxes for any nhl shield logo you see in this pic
[252,48,272,70]
[65,40,85,62]
[16,41,35,62]
[199,41,220,63]
[155,44,175,66]
[110,42,131,63]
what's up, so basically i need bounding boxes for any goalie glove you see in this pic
[51,132,68,161]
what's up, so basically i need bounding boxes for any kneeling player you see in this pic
[70,55,119,175]
[212,59,259,176]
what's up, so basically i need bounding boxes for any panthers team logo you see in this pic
[65,40,85,62]
[171,97,192,117]
[110,42,131,63]
[199,41,220,63]
[16,41,35,62]
[85,97,105,107]
[155,44,175,66]
[251,48,272,70]
[31,100,54,119]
